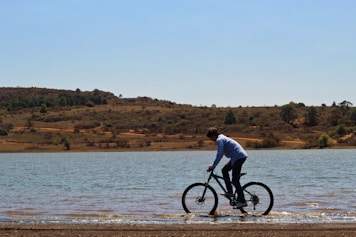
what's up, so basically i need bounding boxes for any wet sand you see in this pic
[1,223,355,237]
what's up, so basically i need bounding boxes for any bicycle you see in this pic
[182,171,274,216]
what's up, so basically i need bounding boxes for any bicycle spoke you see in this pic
[240,182,274,216]
[182,183,218,215]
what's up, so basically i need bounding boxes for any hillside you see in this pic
[0,87,355,152]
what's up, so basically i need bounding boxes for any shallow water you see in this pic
[0,150,355,224]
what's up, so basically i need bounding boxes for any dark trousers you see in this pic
[222,158,246,202]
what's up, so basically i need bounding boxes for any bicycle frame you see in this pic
[206,172,229,194]
[206,171,252,201]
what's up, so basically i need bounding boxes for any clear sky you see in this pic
[1,0,355,107]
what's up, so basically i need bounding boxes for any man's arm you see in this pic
[210,140,224,169]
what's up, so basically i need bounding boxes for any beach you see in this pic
[1,223,355,237]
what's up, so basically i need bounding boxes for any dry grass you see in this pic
[1,88,356,152]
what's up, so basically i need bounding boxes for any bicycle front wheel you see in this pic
[182,183,218,216]
[240,182,274,216]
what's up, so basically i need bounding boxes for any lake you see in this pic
[0,149,355,224]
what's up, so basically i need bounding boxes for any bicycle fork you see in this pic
[199,176,213,203]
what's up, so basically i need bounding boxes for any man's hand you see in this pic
[207,165,213,172]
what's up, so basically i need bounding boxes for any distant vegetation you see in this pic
[0,87,112,111]
[0,87,355,152]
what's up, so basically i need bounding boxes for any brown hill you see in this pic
[0,87,355,152]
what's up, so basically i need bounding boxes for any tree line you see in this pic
[1,88,108,111]
[223,100,356,148]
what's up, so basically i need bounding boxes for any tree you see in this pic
[224,109,236,124]
[338,100,353,108]
[61,137,70,150]
[279,104,297,124]
[336,124,347,137]
[318,133,331,148]
[304,106,318,126]
[40,103,48,114]
[328,107,343,126]
[0,129,8,136]
[349,107,356,125]
[58,95,68,107]
[339,100,353,115]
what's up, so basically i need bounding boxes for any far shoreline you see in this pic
[1,144,356,153]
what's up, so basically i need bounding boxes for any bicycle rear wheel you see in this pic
[182,183,218,216]
[239,182,274,216]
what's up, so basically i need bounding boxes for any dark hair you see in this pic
[206,127,219,138]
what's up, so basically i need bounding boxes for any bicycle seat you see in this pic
[240,173,247,177]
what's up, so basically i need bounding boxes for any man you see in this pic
[206,127,248,208]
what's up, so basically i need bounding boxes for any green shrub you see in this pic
[336,124,347,137]
[0,128,8,136]
[318,133,331,148]
[224,109,236,124]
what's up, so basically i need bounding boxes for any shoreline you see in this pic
[1,145,356,153]
[1,223,355,237]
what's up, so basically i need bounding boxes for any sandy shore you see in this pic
[1,223,355,237]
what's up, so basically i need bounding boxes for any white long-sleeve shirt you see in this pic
[211,134,248,169]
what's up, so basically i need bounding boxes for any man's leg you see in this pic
[232,158,246,202]
[222,162,233,194]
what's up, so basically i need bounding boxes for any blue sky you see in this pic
[1,0,355,107]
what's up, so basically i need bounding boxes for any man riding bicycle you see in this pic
[206,127,248,208]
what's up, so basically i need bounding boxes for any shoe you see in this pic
[234,202,248,208]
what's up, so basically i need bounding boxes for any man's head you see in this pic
[206,127,219,141]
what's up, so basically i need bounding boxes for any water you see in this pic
[0,150,355,224]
